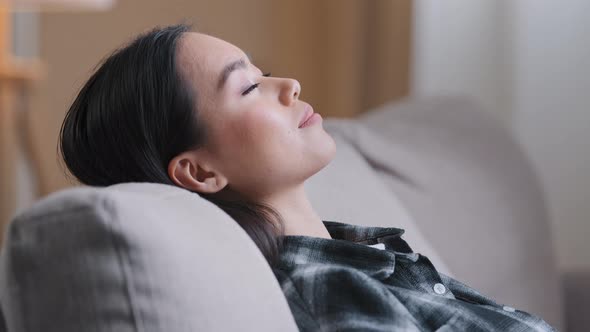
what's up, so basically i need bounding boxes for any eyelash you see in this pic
[242,72,271,96]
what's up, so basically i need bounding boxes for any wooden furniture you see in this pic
[0,3,42,243]
[0,0,114,242]
[0,59,42,240]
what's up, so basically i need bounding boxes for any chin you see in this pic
[292,130,337,183]
[323,130,337,158]
[310,134,337,174]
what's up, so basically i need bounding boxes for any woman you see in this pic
[59,24,556,331]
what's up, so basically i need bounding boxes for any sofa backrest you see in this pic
[0,183,299,332]
[357,96,564,329]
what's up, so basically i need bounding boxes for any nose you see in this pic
[279,78,301,106]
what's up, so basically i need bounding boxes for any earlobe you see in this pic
[167,152,228,193]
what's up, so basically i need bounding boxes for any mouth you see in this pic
[298,104,314,128]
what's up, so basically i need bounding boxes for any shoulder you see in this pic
[274,263,380,288]
[273,264,396,308]
[273,264,421,330]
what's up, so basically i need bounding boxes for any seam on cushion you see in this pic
[6,207,99,332]
[100,197,143,332]
[5,206,101,332]
[2,229,28,332]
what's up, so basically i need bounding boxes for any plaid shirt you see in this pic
[272,220,556,332]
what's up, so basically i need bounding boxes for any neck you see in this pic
[259,184,332,239]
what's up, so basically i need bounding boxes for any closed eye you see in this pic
[242,72,272,96]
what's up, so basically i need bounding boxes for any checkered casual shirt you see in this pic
[272,220,556,332]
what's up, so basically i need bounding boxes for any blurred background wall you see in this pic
[511,0,590,271]
[413,0,590,271]
[2,0,589,273]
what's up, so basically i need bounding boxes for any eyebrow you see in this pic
[217,55,252,91]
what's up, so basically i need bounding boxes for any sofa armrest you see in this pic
[563,269,590,332]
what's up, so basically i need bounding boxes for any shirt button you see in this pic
[503,306,516,312]
[433,283,446,295]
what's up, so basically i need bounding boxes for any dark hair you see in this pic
[58,24,285,266]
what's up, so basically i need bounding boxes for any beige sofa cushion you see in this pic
[310,119,454,276]
[0,183,299,332]
[357,96,564,330]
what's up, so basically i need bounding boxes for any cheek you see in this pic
[235,109,293,146]
[225,109,297,167]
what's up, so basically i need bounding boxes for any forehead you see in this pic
[176,32,246,89]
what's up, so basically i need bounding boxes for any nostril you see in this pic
[282,79,301,105]
[293,80,301,98]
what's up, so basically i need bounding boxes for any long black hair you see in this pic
[58,24,285,265]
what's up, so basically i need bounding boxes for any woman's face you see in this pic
[173,32,336,200]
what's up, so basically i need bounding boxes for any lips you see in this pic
[298,104,314,128]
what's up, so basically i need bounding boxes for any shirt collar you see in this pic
[276,220,413,280]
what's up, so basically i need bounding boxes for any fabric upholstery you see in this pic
[357,96,564,330]
[0,183,299,332]
[306,121,453,276]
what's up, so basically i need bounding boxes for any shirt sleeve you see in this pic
[282,264,423,332]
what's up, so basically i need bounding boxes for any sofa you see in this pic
[1,96,582,331]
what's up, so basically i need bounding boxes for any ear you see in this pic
[167,150,228,194]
